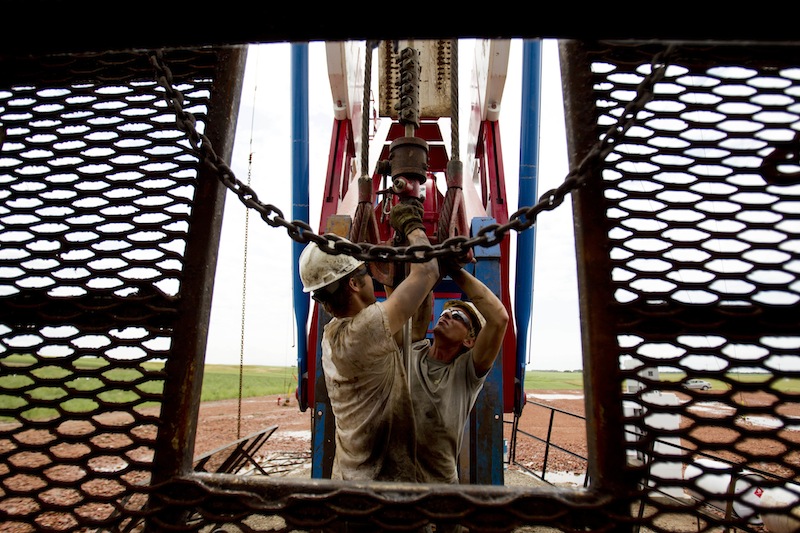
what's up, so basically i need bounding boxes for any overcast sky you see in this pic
[203,39,584,372]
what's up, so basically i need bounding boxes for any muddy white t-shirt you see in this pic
[409,339,486,484]
[321,302,419,482]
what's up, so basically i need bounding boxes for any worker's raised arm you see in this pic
[447,265,509,376]
[382,201,439,336]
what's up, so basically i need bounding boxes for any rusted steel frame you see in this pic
[617,302,800,338]
[165,473,611,532]
[559,39,640,521]
[151,46,248,485]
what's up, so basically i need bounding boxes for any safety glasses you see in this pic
[441,308,472,329]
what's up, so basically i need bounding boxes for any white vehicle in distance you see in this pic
[683,379,712,391]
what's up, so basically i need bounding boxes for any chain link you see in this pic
[149,45,674,263]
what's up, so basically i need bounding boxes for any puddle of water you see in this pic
[527,393,584,401]
[274,430,311,439]
[685,401,800,431]
[543,470,587,486]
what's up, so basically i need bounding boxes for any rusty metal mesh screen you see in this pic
[0,48,229,531]
[2,39,800,533]
[563,40,800,530]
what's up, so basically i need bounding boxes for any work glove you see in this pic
[438,256,463,276]
[390,197,425,241]
[437,254,473,283]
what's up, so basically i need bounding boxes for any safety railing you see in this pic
[505,400,590,487]
[506,398,799,533]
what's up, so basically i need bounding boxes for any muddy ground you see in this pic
[194,389,800,481]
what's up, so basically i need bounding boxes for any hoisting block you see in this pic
[389,135,429,186]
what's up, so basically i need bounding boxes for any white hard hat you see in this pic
[299,240,365,293]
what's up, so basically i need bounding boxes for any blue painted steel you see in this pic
[291,44,310,410]
[514,40,542,413]
[470,217,504,485]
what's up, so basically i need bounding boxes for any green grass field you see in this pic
[1,354,798,419]
[200,364,299,401]
[204,367,592,399]
[0,359,588,416]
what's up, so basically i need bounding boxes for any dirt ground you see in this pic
[194,389,800,481]
[5,390,796,532]
[191,390,799,532]
[192,391,592,474]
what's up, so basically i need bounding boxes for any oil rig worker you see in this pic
[410,262,509,486]
[298,198,438,482]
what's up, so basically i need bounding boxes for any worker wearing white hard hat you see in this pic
[298,198,439,484]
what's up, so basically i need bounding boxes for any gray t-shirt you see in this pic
[321,302,419,482]
[409,339,486,484]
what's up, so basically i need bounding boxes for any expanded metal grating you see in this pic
[562,40,800,531]
[1,38,800,533]
[0,47,245,531]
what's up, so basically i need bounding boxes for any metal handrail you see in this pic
[506,399,794,489]
[505,400,590,486]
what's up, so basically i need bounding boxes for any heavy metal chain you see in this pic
[149,45,674,263]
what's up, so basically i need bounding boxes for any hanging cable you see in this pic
[437,40,471,261]
[450,38,459,162]
[360,42,375,183]
[237,48,259,440]
[349,42,382,249]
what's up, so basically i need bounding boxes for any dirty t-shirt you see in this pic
[409,339,486,484]
[321,302,419,482]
